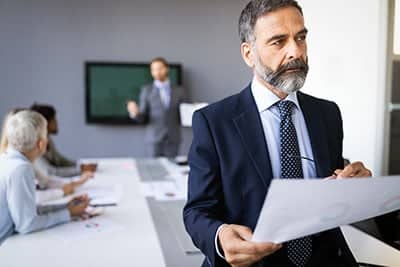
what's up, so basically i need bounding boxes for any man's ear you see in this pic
[37,138,47,152]
[240,42,255,68]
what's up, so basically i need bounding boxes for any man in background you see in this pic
[127,57,186,158]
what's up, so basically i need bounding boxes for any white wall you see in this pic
[0,0,251,158]
[299,0,388,175]
[394,0,400,54]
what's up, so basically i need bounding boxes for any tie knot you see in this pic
[278,100,296,117]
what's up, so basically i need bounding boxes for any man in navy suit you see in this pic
[183,1,372,266]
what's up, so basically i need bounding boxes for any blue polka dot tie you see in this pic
[278,100,312,267]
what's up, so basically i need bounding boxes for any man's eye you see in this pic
[297,35,306,41]
[272,40,282,46]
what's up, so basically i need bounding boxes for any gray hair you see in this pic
[239,0,303,43]
[5,110,47,153]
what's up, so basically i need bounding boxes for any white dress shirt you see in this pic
[250,77,316,179]
[215,77,317,259]
[154,79,171,108]
[34,165,68,204]
[0,148,70,245]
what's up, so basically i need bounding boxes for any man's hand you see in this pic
[333,161,372,179]
[218,224,282,267]
[127,101,139,117]
[67,195,90,217]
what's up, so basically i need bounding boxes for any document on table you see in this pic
[160,158,190,177]
[80,184,123,206]
[252,176,400,243]
[179,102,208,127]
[49,217,124,243]
[140,176,188,201]
[341,225,400,267]
[40,183,123,207]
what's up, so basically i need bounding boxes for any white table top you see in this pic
[0,158,166,267]
[1,157,399,267]
[341,225,400,266]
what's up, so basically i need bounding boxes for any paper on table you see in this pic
[140,179,187,201]
[341,225,400,266]
[40,184,123,206]
[82,184,123,206]
[252,176,400,243]
[140,183,156,197]
[160,158,190,177]
[49,217,124,243]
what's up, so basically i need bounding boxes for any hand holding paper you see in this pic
[218,224,282,267]
[253,176,400,244]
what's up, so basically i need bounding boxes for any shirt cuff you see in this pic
[215,224,227,260]
[57,208,71,223]
[129,113,138,119]
[35,188,65,204]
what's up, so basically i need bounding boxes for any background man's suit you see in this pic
[183,84,358,267]
[134,84,185,157]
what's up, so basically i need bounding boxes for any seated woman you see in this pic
[0,109,93,204]
[30,104,95,177]
[0,110,89,245]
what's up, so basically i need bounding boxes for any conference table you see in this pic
[0,157,399,267]
[0,158,172,267]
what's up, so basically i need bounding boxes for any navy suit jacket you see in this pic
[183,85,358,267]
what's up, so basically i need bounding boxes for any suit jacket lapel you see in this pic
[297,92,332,177]
[233,87,273,189]
[168,85,178,110]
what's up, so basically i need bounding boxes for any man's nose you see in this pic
[286,39,304,60]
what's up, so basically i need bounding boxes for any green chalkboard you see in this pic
[85,62,182,124]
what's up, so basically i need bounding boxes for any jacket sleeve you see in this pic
[330,102,345,169]
[132,86,150,124]
[183,110,226,266]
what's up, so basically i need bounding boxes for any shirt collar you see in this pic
[251,76,300,113]
[4,147,30,162]
[154,79,170,89]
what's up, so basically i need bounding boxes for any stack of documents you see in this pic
[253,176,400,243]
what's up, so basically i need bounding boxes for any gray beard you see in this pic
[254,57,308,94]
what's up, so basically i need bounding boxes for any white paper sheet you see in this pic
[49,217,124,243]
[40,183,123,207]
[341,225,400,266]
[179,102,208,127]
[140,179,187,201]
[160,158,190,177]
[252,176,400,243]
